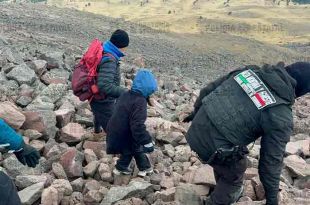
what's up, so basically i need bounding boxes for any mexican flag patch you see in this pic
[234,69,276,109]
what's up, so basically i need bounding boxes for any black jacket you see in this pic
[106,91,152,154]
[186,64,296,205]
[96,57,126,101]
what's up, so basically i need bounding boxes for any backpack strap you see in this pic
[101,53,117,63]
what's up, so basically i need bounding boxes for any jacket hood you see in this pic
[103,40,125,61]
[258,64,296,103]
[132,69,158,98]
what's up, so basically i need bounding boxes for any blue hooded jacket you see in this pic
[102,40,125,61]
[0,119,23,151]
[131,69,158,98]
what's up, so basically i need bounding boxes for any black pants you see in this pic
[210,156,247,205]
[115,151,151,171]
[0,171,21,205]
[90,100,115,133]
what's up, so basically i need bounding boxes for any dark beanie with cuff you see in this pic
[110,29,129,48]
[285,62,310,98]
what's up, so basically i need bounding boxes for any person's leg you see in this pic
[210,156,247,205]
[90,101,115,133]
[134,152,152,171]
[0,171,21,205]
[114,153,133,174]
[93,116,102,134]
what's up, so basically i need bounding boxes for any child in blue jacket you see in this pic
[106,69,157,177]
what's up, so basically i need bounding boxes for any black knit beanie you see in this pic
[285,62,310,98]
[110,29,129,48]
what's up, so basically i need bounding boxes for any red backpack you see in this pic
[72,39,115,102]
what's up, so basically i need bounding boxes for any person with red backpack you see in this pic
[91,29,129,133]
[72,29,129,134]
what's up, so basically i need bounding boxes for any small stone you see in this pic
[98,163,113,182]
[52,162,68,179]
[51,179,73,196]
[70,178,84,192]
[83,161,99,177]
[55,109,75,128]
[0,101,25,129]
[30,140,45,151]
[84,149,98,164]
[24,129,42,140]
[41,186,60,205]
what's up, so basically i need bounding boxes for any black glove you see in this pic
[143,142,155,153]
[183,112,195,123]
[14,142,40,168]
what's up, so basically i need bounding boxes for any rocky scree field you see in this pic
[0,2,309,205]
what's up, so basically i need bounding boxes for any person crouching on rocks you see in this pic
[183,62,310,205]
[106,69,158,177]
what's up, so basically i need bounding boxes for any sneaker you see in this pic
[137,168,154,177]
[113,168,132,175]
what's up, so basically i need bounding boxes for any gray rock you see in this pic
[100,181,153,205]
[284,155,310,177]
[51,179,73,196]
[15,175,48,189]
[2,155,41,178]
[0,47,24,65]
[71,177,84,192]
[38,83,68,104]
[175,184,201,205]
[18,182,44,205]
[27,60,47,76]
[16,96,32,107]
[41,69,70,85]
[174,145,192,162]
[39,52,64,69]
[52,162,68,179]
[6,63,37,85]
[24,129,43,140]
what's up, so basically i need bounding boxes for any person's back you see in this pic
[184,62,310,205]
[106,69,158,177]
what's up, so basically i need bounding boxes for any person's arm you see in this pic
[0,119,40,168]
[259,105,293,205]
[130,97,152,146]
[97,59,126,98]
[0,119,23,151]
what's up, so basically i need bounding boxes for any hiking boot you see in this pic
[113,167,132,175]
[137,168,154,177]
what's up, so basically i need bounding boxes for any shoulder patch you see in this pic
[234,69,276,109]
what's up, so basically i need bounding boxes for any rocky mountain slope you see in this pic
[0,2,309,205]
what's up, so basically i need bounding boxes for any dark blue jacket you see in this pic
[106,70,157,154]
[0,119,23,151]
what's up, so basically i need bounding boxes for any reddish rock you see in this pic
[60,123,86,143]
[60,148,84,178]
[22,111,45,133]
[83,140,106,158]
[41,186,60,205]
[286,139,309,157]
[284,155,310,177]
[0,101,25,129]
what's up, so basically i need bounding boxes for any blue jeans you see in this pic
[90,100,115,133]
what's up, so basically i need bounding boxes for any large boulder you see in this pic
[59,148,84,178]
[100,181,153,205]
[18,182,44,205]
[0,101,25,129]
[6,63,37,85]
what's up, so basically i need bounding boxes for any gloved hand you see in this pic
[143,142,155,153]
[14,142,40,168]
[183,112,195,123]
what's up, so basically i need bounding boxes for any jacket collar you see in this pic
[103,40,125,61]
